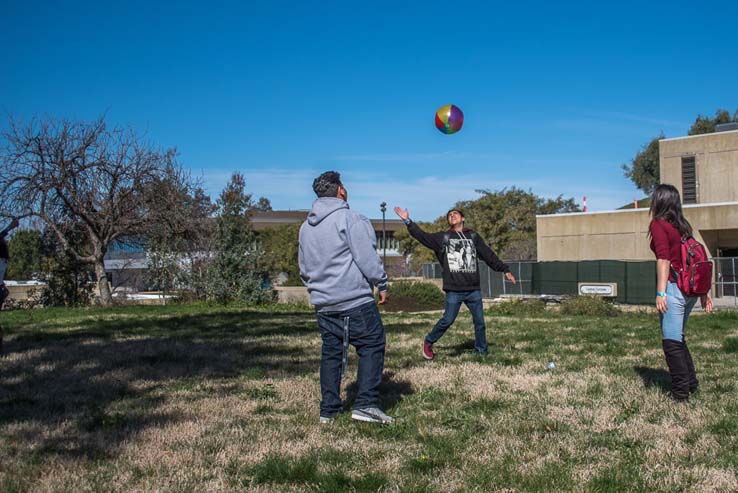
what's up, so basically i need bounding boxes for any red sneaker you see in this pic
[422,341,434,360]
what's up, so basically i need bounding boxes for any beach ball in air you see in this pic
[435,104,464,135]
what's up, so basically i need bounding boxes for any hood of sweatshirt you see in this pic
[307,197,349,226]
[299,197,387,311]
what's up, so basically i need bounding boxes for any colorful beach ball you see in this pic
[435,104,464,135]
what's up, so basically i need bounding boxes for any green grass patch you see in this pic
[722,336,738,353]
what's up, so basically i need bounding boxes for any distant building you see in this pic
[536,128,738,261]
[536,128,738,297]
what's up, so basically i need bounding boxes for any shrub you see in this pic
[560,296,619,317]
[487,298,546,316]
[379,281,445,312]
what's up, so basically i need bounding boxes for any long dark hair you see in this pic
[649,184,692,237]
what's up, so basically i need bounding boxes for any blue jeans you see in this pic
[660,281,698,342]
[426,289,488,354]
[316,301,386,417]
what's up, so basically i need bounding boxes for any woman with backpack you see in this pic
[649,184,713,401]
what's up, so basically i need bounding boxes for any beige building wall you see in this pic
[537,130,738,262]
[537,203,738,261]
[660,130,738,203]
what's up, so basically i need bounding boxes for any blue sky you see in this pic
[2,1,737,221]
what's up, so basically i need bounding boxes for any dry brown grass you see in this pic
[1,305,737,492]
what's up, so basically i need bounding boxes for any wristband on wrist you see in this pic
[656,291,666,297]
[403,218,411,225]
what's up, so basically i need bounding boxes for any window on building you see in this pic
[681,156,697,204]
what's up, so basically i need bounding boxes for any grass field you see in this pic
[1,302,737,492]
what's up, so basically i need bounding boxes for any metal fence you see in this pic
[715,257,738,308]
[422,257,738,306]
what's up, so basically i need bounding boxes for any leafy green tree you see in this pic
[400,188,579,263]
[395,221,443,274]
[688,108,738,135]
[6,229,44,280]
[456,188,579,260]
[254,197,273,212]
[621,134,662,195]
[144,248,185,302]
[258,223,301,286]
[207,173,273,304]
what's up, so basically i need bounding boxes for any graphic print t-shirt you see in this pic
[406,223,509,291]
[447,238,477,273]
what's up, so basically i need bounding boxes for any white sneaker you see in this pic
[319,415,335,424]
[351,407,394,424]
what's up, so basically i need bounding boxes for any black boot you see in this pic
[683,341,699,394]
[662,339,690,401]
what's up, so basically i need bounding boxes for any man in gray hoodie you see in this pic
[299,171,393,425]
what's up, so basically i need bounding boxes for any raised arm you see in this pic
[394,206,442,252]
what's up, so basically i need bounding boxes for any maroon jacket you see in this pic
[649,218,682,281]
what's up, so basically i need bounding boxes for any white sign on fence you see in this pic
[578,282,617,297]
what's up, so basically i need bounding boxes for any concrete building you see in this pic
[536,128,738,262]
[536,128,738,299]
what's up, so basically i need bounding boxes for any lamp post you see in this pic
[380,202,387,265]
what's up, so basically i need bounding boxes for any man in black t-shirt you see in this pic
[394,207,515,359]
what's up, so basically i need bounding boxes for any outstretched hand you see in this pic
[505,272,517,285]
[393,206,409,221]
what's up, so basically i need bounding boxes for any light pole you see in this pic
[380,202,387,265]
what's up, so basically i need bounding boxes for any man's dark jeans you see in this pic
[316,301,386,417]
[426,289,487,354]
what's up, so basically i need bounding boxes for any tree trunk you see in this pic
[94,259,113,306]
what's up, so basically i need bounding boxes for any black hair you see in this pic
[649,183,693,237]
[312,171,342,198]
[446,208,465,222]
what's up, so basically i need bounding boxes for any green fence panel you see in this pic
[516,261,534,295]
[577,261,601,284]
[625,262,656,304]
[598,261,627,302]
[534,262,578,295]
[425,259,658,304]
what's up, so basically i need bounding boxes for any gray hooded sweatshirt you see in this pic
[299,197,388,312]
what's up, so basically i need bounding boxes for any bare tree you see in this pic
[0,115,193,306]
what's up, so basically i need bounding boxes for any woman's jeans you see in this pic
[660,281,698,342]
[426,289,488,354]
[316,301,386,417]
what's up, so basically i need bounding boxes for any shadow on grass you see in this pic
[0,309,321,460]
[6,309,318,342]
[633,366,671,393]
[446,339,478,356]
[343,370,415,411]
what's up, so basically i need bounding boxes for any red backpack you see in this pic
[673,236,713,297]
